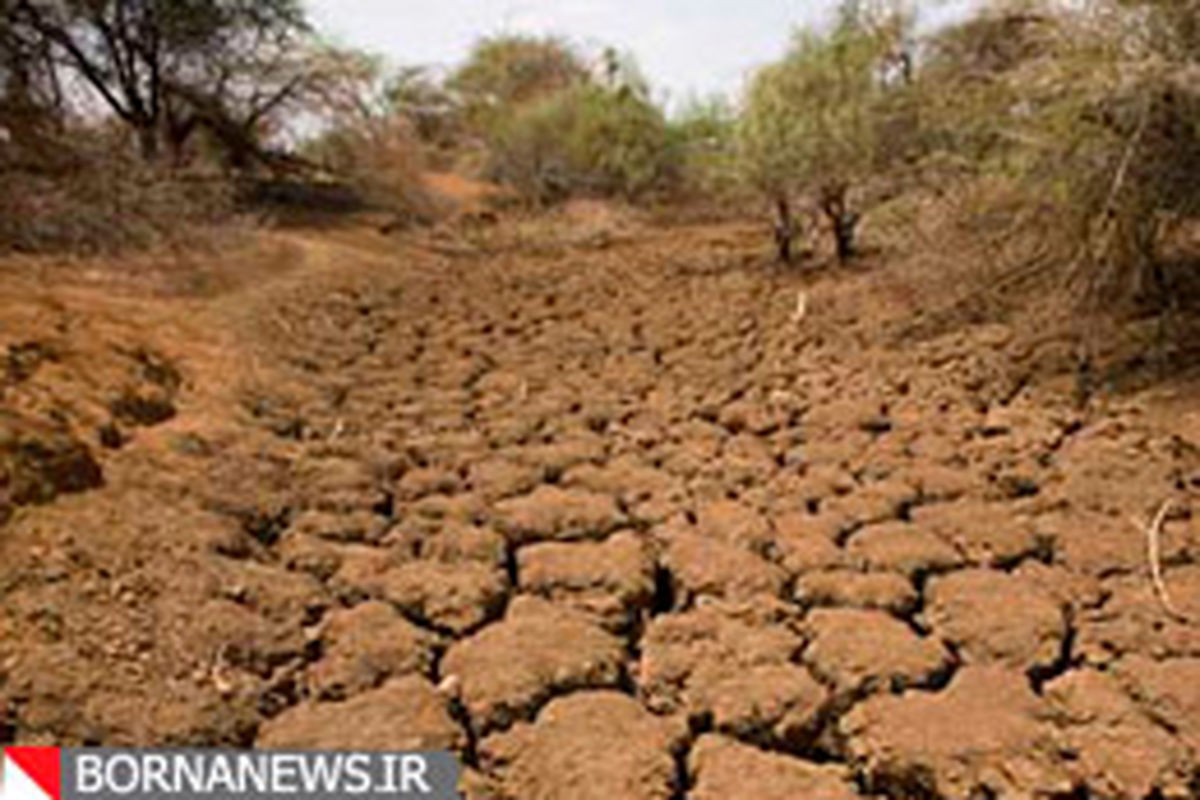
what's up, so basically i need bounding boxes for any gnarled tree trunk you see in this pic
[773,195,797,264]
[819,183,861,263]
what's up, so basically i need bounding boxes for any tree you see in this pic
[669,94,740,199]
[3,0,312,163]
[737,4,909,263]
[449,34,588,135]
[0,0,64,163]
[484,51,677,204]
[386,65,460,151]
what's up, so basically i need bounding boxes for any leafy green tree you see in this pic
[737,4,909,262]
[669,94,740,199]
[449,34,588,135]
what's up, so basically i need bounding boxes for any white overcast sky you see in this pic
[306,1,979,105]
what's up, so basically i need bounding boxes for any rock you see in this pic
[258,676,465,751]
[842,666,1072,799]
[441,597,625,734]
[689,735,858,800]
[925,569,1067,674]
[480,692,685,800]
[803,608,952,694]
[307,602,437,699]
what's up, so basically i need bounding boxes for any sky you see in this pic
[306,1,979,107]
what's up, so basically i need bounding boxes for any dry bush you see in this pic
[921,1,1200,317]
[0,132,235,255]
[307,116,436,223]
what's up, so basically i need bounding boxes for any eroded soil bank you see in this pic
[3,215,1200,799]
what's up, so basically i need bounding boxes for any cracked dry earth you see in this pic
[4,217,1200,799]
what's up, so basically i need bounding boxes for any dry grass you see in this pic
[0,133,238,256]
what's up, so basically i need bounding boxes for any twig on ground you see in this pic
[1141,499,1191,623]
[792,290,809,324]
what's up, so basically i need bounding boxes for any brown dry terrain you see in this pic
[3,202,1200,799]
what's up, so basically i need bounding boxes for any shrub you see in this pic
[668,95,742,203]
[299,48,436,223]
[0,130,234,254]
[487,81,679,204]
[450,35,589,136]
[737,7,909,262]
[305,114,433,220]
[926,0,1200,313]
[1017,10,1200,311]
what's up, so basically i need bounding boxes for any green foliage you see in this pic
[736,5,911,259]
[739,19,893,199]
[449,34,588,134]
[668,95,741,197]
[926,0,1200,309]
[487,80,679,203]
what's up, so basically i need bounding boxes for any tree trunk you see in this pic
[774,196,796,264]
[820,184,860,263]
[136,122,160,163]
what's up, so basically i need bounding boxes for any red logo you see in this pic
[2,748,62,800]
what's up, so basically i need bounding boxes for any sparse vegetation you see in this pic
[486,74,679,204]
[737,3,913,262]
[2,0,1200,342]
[449,34,590,136]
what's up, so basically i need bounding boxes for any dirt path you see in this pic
[3,216,1200,799]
